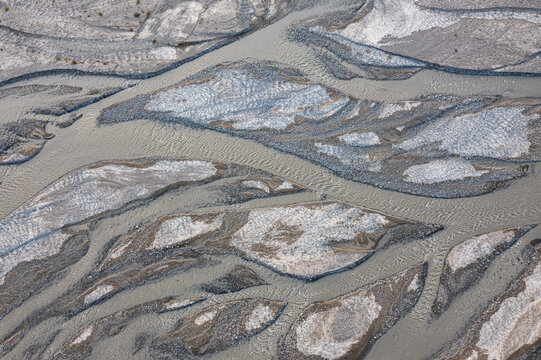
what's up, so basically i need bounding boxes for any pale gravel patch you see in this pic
[378,102,421,119]
[0,232,67,285]
[367,162,382,172]
[337,0,541,46]
[0,151,33,165]
[0,160,218,283]
[195,310,217,326]
[295,293,382,359]
[315,143,381,172]
[242,180,271,193]
[245,304,276,332]
[403,159,488,184]
[165,299,200,310]
[309,27,425,68]
[109,242,131,260]
[197,0,265,35]
[275,181,294,191]
[397,107,537,159]
[145,67,350,130]
[151,47,178,60]
[149,214,224,249]
[71,326,93,345]
[0,160,218,257]
[338,0,459,46]
[338,132,380,147]
[315,143,369,166]
[446,230,516,273]
[266,0,278,18]
[138,2,205,40]
[230,203,389,277]
[476,262,541,359]
[84,284,114,305]
[407,274,420,292]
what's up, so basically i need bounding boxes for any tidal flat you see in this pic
[0,1,540,359]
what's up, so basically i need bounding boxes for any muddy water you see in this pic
[0,2,540,360]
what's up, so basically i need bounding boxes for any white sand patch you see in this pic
[151,47,177,60]
[398,107,537,159]
[230,203,389,277]
[339,132,380,147]
[477,261,541,359]
[245,304,276,331]
[109,242,130,260]
[337,0,541,46]
[315,143,370,166]
[0,160,217,274]
[71,326,93,345]
[315,143,381,172]
[84,284,114,305]
[0,231,67,285]
[403,159,488,184]
[266,0,278,18]
[309,27,424,68]
[165,298,200,311]
[378,102,421,119]
[195,310,217,326]
[275,181,294,191]
[446,230,516,273]
[0,150,33,164]
[242,180,270,193]
[139,2,204,40]
[407,274,420,292]
[145,66,349,130]
[150,214,223,249]
[295,293,382,359]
